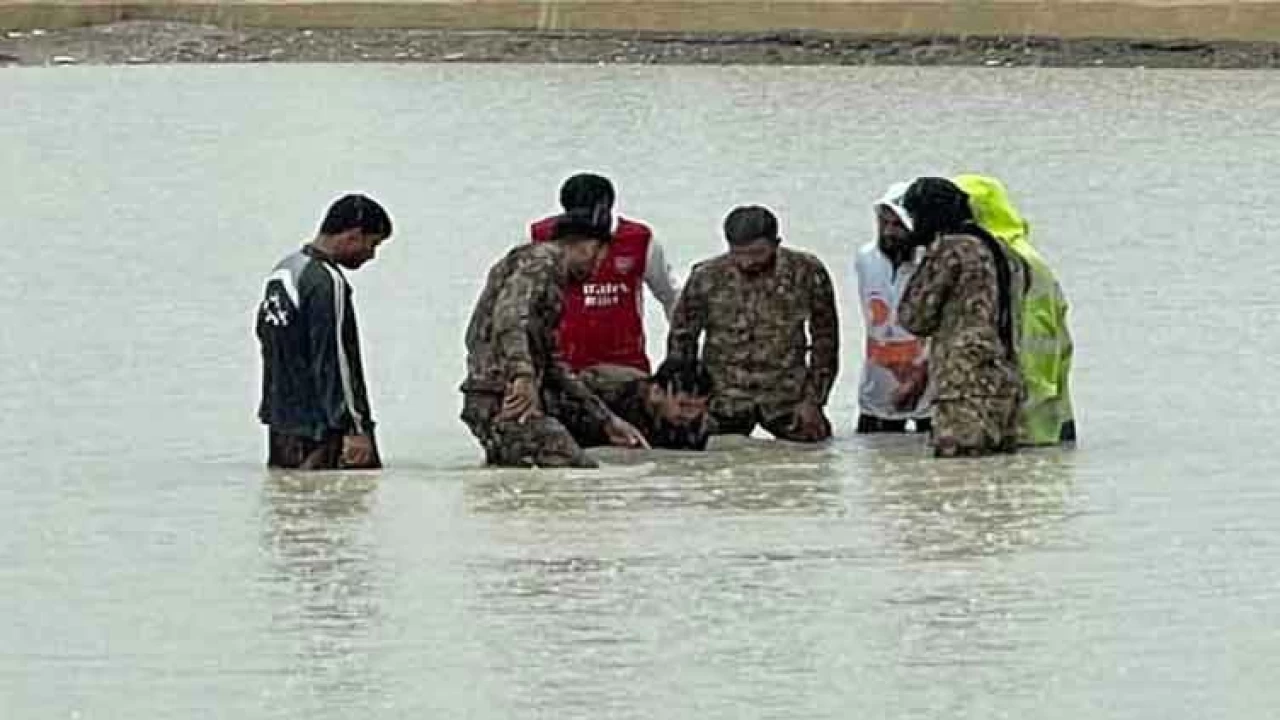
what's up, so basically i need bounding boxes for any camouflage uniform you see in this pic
[460,244,612,467]
[667,247,839,441]
[556,364,711,450]
[898,232,1027,456]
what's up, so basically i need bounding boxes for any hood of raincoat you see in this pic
[952,174,1045,267]
[874,181,914,231]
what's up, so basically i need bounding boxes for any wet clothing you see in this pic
[531,215,679,373]
[856,414,932,435]
[667,247,839,441]
[267,430,383,470]
[460,243,613,467]
[954,174,1077,446]
[561,364,711,450]
[711,406,833,442]
[460,393,595,468]
[933,394,1020,456]
[899,228,1026,456]
[256,245,379,467]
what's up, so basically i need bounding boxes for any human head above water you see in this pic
[316,194,393,270]
[550,207,613,283]
[647,358,713,449]
[723,205,782,274]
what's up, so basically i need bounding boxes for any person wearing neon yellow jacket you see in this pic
[953,175,1077,446]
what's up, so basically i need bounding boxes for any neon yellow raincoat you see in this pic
[954,175,1076,445]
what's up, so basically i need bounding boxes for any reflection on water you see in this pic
[852,445,1081,701]
[466,436,846,516]
[258,472,383,712]
[862,449,1078,560]
[7,63,1280,718]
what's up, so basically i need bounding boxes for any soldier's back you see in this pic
[931,233,1022,400]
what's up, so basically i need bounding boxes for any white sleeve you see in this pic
[644,238,681,320]
[853,247,872,309]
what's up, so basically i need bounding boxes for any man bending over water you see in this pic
[460,210,649,467]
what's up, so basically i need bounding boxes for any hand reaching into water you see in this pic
[605,416,651,450]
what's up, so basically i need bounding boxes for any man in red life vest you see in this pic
[530,173,680,374]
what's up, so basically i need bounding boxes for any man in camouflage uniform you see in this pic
[556,359,714,451]
[897,178,1027,457]
[460,210,649,467]
[667,205,839,442]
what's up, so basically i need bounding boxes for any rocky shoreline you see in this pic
[3,21,1280,68]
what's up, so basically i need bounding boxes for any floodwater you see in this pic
[2,64,1278,719]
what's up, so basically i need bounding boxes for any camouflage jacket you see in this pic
[461,243,610,426]
[898,232,1026,401]
[667,247,839,419]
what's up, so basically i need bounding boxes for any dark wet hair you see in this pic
[901,177,972,239]
[723,205,780,246]
[905,177,1018,360]
[319,194,393,237]
[652,358,713,397]
[550,208,612,244]
[560,173,616,213]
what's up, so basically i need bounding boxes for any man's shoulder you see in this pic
[939,232,983,250]
[854,242,882,271]
[530,215,558,242]
[616,216,653,237]
[856,241,878,258]
[688,252,733,278]
[272,248,331,296]
[940,232,999,268]
[781,246,831,274]
[580,363,647,388]
[579,365,644,406]
[489,244,562,291]
[270,247,310,273]
[508,242,562,267]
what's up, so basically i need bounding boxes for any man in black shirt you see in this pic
[255,194,392,469]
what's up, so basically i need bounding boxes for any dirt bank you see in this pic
[3,21,1279,68]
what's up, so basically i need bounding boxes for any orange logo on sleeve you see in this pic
[868,297,891,327]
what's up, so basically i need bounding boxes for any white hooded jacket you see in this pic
[853,182,935,421]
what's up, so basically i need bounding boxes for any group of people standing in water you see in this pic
[254,173,1076,470]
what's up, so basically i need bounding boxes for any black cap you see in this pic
[560,173,616,212]
[723,205,779,246]
[550,208,612,244]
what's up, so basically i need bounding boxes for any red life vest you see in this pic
[530,215,652,373]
